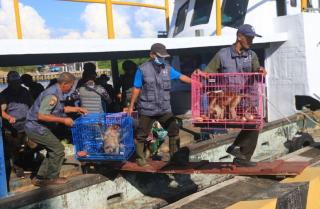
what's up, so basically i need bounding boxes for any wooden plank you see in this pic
[0,174,108,209]
[119,160,309,176]
[162,177,243,209]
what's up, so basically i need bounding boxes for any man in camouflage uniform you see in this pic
[25,72,87,186]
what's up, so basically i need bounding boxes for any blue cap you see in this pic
[237,24,262,37]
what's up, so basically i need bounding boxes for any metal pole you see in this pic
[165,0,169,33]
[0,122,8,198]
[60,0,167,39]
[113,1,165,9]
[216,0,221,36]
[14,0,23,39]
[111,59,120,93]
[60,0,166,10]
[301,0,307,11]
[105,0,115,39]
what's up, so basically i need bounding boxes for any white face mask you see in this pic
[154,57,165,65]
[86,80,95,88]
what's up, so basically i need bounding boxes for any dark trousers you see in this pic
[4,131,27,176]
[3,130,11,191]
[4,132,26,158]
[233,130,259,160]
[25,128,64,179]
[136,113,180,156]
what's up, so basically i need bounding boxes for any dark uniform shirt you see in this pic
[28,82,44,101]
[0,86,33,133]
[205,45,260,73]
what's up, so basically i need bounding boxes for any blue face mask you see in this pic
[154,57,165,65]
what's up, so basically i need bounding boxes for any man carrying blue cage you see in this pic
[127,43,191,167]
[25,72,88,186]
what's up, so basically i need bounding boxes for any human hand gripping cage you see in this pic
[71,112,135,161]
[191,72,265,130]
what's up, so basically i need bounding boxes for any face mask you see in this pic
[154,57,165,65]
[86,80,95,88]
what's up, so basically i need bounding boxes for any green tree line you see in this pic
[0,66,37,74]
[98,58,149,74]
[0,58,149,75]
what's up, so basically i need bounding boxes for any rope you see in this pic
[295,110,320,126]
[264,94,320,126]
[263,95,292,123]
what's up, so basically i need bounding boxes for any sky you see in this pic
[0,0,175,39]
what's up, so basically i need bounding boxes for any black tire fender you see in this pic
[288,132,314,153]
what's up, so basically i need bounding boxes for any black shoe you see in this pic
[233,158,257,167]
[151,154,162,161]
[170,147,189,166]
[170,153,189,166]
[226,146,247,160]
[14,166,25,178]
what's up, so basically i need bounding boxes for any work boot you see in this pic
[169,136,180,157]
[169,137,189,166]
[233,158,257,167]
[226,146,247,160]
[14,166,25,178]
[32,177,69,187]
[31,177,46,187]
[47,177,69,185]
[135,141,147,167]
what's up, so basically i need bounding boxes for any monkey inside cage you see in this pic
[72,112,135,162]
[191,72,265,130]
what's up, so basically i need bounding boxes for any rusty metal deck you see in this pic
[119,160,309,176]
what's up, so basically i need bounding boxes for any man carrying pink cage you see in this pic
[204,24,266,166]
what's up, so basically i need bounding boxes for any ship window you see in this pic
[174,1,189,36]
[190,0,213,26]
[221,0,249,28]
[290,0,297,7]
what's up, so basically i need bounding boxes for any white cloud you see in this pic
[0,0,50,38]
[81,4,132,39]
[61,31,82,39]
[134,0,175,38]
[0,0,175,39]
[78,0,174,39]
[134,8,163,37]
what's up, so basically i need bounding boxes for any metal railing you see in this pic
[12,0,315,39]
[13,0,170,39]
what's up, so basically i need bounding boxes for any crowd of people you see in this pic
[1,60,137,189]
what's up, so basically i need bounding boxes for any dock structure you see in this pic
[1,140,320,209]
[0,69,111,84]
[0,111,319,209]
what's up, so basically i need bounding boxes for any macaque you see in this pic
[103,124,120,154]
[207,91,241,120]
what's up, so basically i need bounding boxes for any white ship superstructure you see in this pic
[168,0,320,122]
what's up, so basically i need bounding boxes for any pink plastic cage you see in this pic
[191,72,265,130]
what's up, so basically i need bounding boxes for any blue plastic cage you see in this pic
[72,113,135,162]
